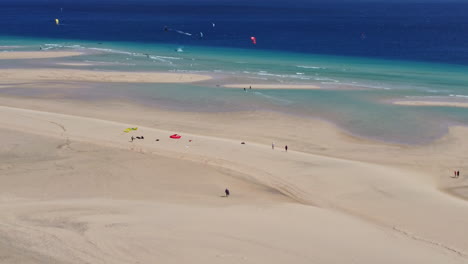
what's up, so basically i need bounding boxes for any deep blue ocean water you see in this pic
[1,0,468,144]
[2,0,468,65]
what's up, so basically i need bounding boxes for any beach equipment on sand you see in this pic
[123,127,138,133]
[170,134,182,139]
[55,18,60,25]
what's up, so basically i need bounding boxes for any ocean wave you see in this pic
[82,60,135,66]
[314,77,339,83]
[336,82,395,90]
[449,94,468,98]
[246,76,268,80]
[149,55,174,65]
[154,55,182,60]
[88,47,135,56]
[64,44,84,49]
[296,65,325,70]
[44,43,62,47]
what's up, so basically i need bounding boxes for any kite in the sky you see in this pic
[163,26,192,37]
[250,36,257,45]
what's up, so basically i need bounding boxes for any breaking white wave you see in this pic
[296,65,325,70]
[449,94,468,98]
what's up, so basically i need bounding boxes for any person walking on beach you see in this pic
[457,170,460,178]
[454,170,457,178]
[225,188,230,197]
[131,136,135,142]
[272,142,275,150]
[285,145,288,152]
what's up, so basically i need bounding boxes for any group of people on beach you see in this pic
[130,136,144,142]
[453,170,461,178]
[243,86,252,91]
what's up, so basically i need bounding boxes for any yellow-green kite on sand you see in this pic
[123,127,138,133]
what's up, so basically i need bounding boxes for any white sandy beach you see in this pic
[1,51,468,263]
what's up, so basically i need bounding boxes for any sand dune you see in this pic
[0,104,468,263]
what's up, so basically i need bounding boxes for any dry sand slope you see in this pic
[0,105,468,263]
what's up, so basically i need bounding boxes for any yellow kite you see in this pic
[123,127,138,133]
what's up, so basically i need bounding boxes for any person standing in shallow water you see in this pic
[225,188,230,197]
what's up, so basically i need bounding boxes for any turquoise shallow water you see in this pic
[1,36,468,144]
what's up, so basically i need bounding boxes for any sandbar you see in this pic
[223,84,320,89]
[0,51,83,59]
[0,68,212,83]
[0,45,21,49]
[56,62,95,66]
[393,100,468,108]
